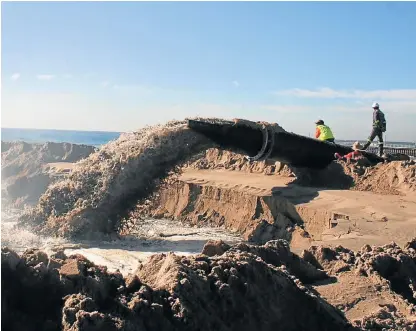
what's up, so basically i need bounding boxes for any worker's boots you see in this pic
[379,143,384,157]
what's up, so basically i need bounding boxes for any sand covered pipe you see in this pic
[187,118,385,169]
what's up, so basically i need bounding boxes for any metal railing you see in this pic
[366,147,416,157]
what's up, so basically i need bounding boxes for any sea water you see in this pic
[1,128,121,147]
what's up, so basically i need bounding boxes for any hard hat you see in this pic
[315,119,324,125]
[372,102,379,108]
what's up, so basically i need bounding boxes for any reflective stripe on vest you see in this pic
[317,125,334,141]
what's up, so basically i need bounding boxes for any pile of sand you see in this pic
[1,141,96,207]
[352,160,416,195]
[2,240,353,331]
[17,120,220,239]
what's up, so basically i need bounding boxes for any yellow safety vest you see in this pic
[317,124,334,141]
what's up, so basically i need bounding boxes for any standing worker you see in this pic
[315,120,335,143]
[362,102,386,156]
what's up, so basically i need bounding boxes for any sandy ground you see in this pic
[180,169,416,252]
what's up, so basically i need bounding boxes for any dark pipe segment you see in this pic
[187,119,384,169]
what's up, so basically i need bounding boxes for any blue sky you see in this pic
[2,1,416,141]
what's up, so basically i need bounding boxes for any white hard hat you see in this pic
[372,102,379,108]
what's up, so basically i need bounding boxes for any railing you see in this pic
[366,147,416,157]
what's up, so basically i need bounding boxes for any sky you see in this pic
[1,1,416,141]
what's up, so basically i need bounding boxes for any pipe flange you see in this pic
[246,124,271,162]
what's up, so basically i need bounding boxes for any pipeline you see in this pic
[187,119,385,169]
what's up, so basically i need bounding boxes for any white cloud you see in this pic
[37,74,55,81]
[11,73,20,81]
[100,81,110,87]
[274,87,416,100]
[232,80,240,88]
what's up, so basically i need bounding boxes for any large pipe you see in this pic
[187,119,384,169]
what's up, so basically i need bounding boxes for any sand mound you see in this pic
[1,141,96,207]
[2,241,353,331]
[288,159,416,195]
[201,239,328,284]
[18,120,219,238]
[352,160,416,195]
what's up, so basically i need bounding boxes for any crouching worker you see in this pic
[315,120,335,143]
[334,141,371,167]
[334,141,363,161]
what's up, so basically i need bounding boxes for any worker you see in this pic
[334,141,372,167]
[315,120,335,143]
[334,141,363,161]
[362,102,386,156]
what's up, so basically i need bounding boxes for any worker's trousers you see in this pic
[363,127,384,156]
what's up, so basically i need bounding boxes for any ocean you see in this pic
[1,127,121,147]
[1,127,415,149]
